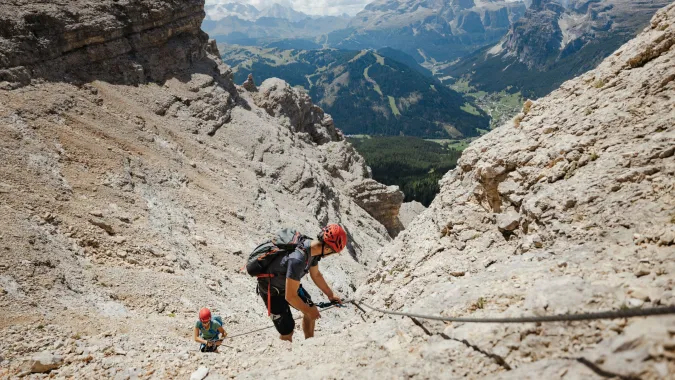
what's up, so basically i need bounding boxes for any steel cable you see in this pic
[353,301,675,323]
[225,300,675,340]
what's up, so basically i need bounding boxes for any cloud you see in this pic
[205,0,370,16]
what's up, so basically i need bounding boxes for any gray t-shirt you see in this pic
[258,239,321,294]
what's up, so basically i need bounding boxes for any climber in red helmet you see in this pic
[194,308,227,352]
[256,224,348,342]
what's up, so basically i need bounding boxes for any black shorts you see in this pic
[259,285,313,335]
[200,343,218,352]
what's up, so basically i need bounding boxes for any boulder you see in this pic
[25,352,63,374]
[347,179,405,238]
[254,78,341,144]
[497,211,520,232]
[242,74,257,92]
[88,218,115,235]
[190,367,209,380]
[399,201,426,229]
[195,236,207,246]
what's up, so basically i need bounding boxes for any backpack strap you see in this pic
[197,321,208,337]
[295,240,311,271]
[209,319,218,336]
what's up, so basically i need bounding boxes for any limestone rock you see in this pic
[242,74,257,92]
[0,0,208,88]
[627,298,645,308]
[347,179,405,238]
[351,3,675,378]
[321,141,371,181]
[254,78,341,145]
[25,352,63,374]
[88,219,115,235]
[195,236,207,246]
[190,366,209,380]
[399,201,426,229]
[497,211,520,232]
[635,266,651,278]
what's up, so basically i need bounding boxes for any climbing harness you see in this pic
[256,273,276,317]
[352,301,675,323]
[256,278,328,318]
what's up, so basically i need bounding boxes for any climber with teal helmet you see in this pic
[256,224,348,342]
[194,308,227,352]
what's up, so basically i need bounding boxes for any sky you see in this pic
[205,0,371,17]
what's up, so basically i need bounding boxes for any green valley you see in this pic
[348,136,462,207]
[448,78,525,130]
[221,47,490,138]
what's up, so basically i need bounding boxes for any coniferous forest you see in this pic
[348,136,462,206]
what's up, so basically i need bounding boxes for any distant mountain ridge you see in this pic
[328,0,528,65]
[205,2,261,21]
[258,3,311,22]
[202,2,351,45]
[205,1,528,64]
[221,46,490,138]
[445,0,672,97]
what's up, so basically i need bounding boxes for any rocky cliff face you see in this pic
[0,1,402,378]
[231,3,675,378]
[445,0,672,97]
[347,179,405,238]
[354,3,675,377]
[252,78,343,145]
[500,0,671,71]
[502,0,567,69]
[398,200,426,228]
[330,0,527,64]
[0,0,208,88]
[248,77,407,236]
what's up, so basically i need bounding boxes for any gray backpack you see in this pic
[245,228,308,276]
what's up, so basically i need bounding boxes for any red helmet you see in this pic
[321,224,347,253]
[199,308,211,323]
